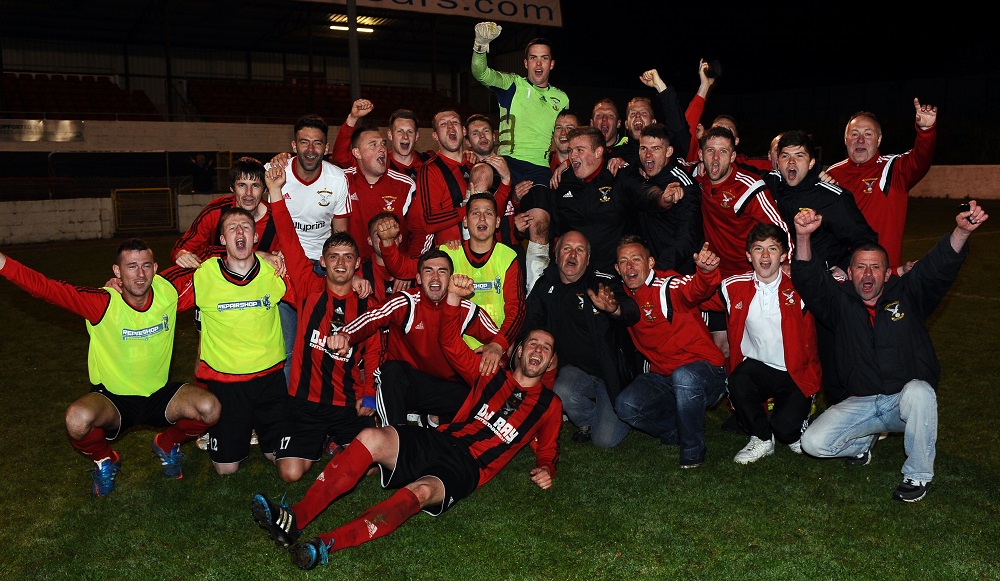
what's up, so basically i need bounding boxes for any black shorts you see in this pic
[205,370,288,464]
[705,309,727,333]
[380,425,480,517]
[274,398,375,461]
[91,382,185,440]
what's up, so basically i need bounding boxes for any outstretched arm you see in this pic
[0,252,111,322]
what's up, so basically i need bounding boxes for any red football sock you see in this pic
[70,428,115,464]
[292,440,374,527]
[157,418,213,449]
[317,487,421,551]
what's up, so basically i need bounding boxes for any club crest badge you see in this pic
[862,178,878,194]
[884,301,904,321]
[317,189,333,206]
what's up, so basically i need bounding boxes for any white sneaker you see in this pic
[788,440,802,454]
[734,436,775,464]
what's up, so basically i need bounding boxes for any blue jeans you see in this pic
[615,362,728,464]
[800,380,937,483]
[553,365,630,449]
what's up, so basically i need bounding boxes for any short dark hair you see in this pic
[746,223,789,254]
[700,125,737,150]
[557,109,580,122]
[514,327,556,370]
[116,238,152,263]
[466,191,498,213]
[417,248,453,274]
[524,37,553,60]
[616,233,648,254]
[566,126,605,150]
[776,130,816,160]
[639,123,671,144]
[850,242,889,269]
[229,156,264,189]
[294,114,329,140]
[389,108,419,128]
[464,113,495,133]
[350,124,383,149]
[322,231,359,256]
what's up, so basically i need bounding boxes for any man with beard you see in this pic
[270,114,350,267]
[795,202,988,502]
[267,114,350,383]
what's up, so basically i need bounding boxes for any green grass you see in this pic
[1,197,998,579]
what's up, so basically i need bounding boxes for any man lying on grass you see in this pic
[252,273,561,570]
[794,201,989,502]
[0,239,220,497]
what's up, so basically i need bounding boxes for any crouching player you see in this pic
[0,239,219,497]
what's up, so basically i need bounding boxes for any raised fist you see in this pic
[474,22,502,53]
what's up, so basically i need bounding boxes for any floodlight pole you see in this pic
[348,0,361,101]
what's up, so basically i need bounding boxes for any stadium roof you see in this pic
[0,0,549,75]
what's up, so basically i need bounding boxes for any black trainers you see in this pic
[290,537,333,570]
[892,479,931,502]
[844,435,878,467]
[252,493,301,547]
[571,425,592,443]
